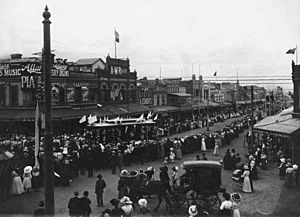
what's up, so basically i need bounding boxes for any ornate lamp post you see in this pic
[42,5,54,215]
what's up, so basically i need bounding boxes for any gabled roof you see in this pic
[75,58,104,66]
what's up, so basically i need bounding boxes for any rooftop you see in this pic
[75,58,103,65]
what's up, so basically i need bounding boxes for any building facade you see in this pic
[0,54,137,107]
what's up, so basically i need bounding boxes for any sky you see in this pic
[1,0,300,90]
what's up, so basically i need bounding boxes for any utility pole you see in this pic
[42,5,54,215]
[250,85,254,152]
[207,80,210,131]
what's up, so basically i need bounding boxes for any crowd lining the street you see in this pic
[1,103,299,216]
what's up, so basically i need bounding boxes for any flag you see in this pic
[88,115,97,124]
[79,115,87,124]
[153,114,158,121]
[213,71,217,76]
[34,102,39,166]
[115,29,120,43]
[147,111,152,119]
[286,47,296,54]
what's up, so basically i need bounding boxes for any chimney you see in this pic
[10,53,22,59]
[292,61,300,117]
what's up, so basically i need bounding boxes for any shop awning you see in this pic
[104,104,150,116]
[0,107,115,121]
[149,105,179,113]
[254,114,300,136]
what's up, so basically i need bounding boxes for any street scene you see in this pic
[0,0,300,217]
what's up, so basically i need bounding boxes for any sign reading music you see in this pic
[0,63,69,77]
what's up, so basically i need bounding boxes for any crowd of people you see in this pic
[1,103,280,216]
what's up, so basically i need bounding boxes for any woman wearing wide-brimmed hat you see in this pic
[278,158,287,180]
[120,196,133,216]
[118,170,129,199]
[231,192,241,217]
[242,165,252,193]
[23,166,32,193]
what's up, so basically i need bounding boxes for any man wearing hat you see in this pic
[159,166,172,194]
[110,198,123,216]
[68,191,81,217]
[95,174,106,207]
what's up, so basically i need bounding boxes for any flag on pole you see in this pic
[147,111,152,119]
[213,71,217,76]
[88,115,97,124]
[115,29,120,43]
[34,102,39,167]
[79,115,87,124]
[153,114,158,121]
[286,47,296,54]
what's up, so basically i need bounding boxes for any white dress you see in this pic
[242,170,252,193]
[232,202,241,217]
[201,138,206,152]
[11,172,24,195]
[23,172,32,190]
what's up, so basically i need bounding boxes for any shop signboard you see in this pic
[67,87,74,102]
[82,86,89,102]
[0,62,41,77]
[20,69,37,89]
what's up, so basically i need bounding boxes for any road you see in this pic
[0,116,283,216]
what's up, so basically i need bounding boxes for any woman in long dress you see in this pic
[11,170,24,195]
[201,137,206,152]
[31,166,41,192]
[23,171,32,193]
[242,165,252,193]
[231,192,241,217]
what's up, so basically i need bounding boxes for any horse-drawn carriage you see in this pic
[168,160,225,215]
[126,160,225,215]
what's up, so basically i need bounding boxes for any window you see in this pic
[23,90,34,105]
[10,85,18,106]
[0,86,5,106]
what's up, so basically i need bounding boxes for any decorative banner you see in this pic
[82,86,89,102]
[67,87,74,102]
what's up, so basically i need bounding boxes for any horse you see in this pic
[128,178,172,212]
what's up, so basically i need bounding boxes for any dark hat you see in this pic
[110,198,119,206]
[160,166,167,172]
[39,201,45,207]
[102,208,111,214]
[97,174,102,179]
[222,193,230,200]
[231,192,242,203]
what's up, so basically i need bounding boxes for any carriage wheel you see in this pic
[167,194,188,215]
[169,194,187,207]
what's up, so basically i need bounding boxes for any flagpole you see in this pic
[296,44,298,64]
[115,30,117,58]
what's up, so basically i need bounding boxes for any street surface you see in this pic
[0,116,283,216]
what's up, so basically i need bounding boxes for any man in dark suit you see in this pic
[80,191,92,217]
[95,174,107,207]
[67,191,81,217]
